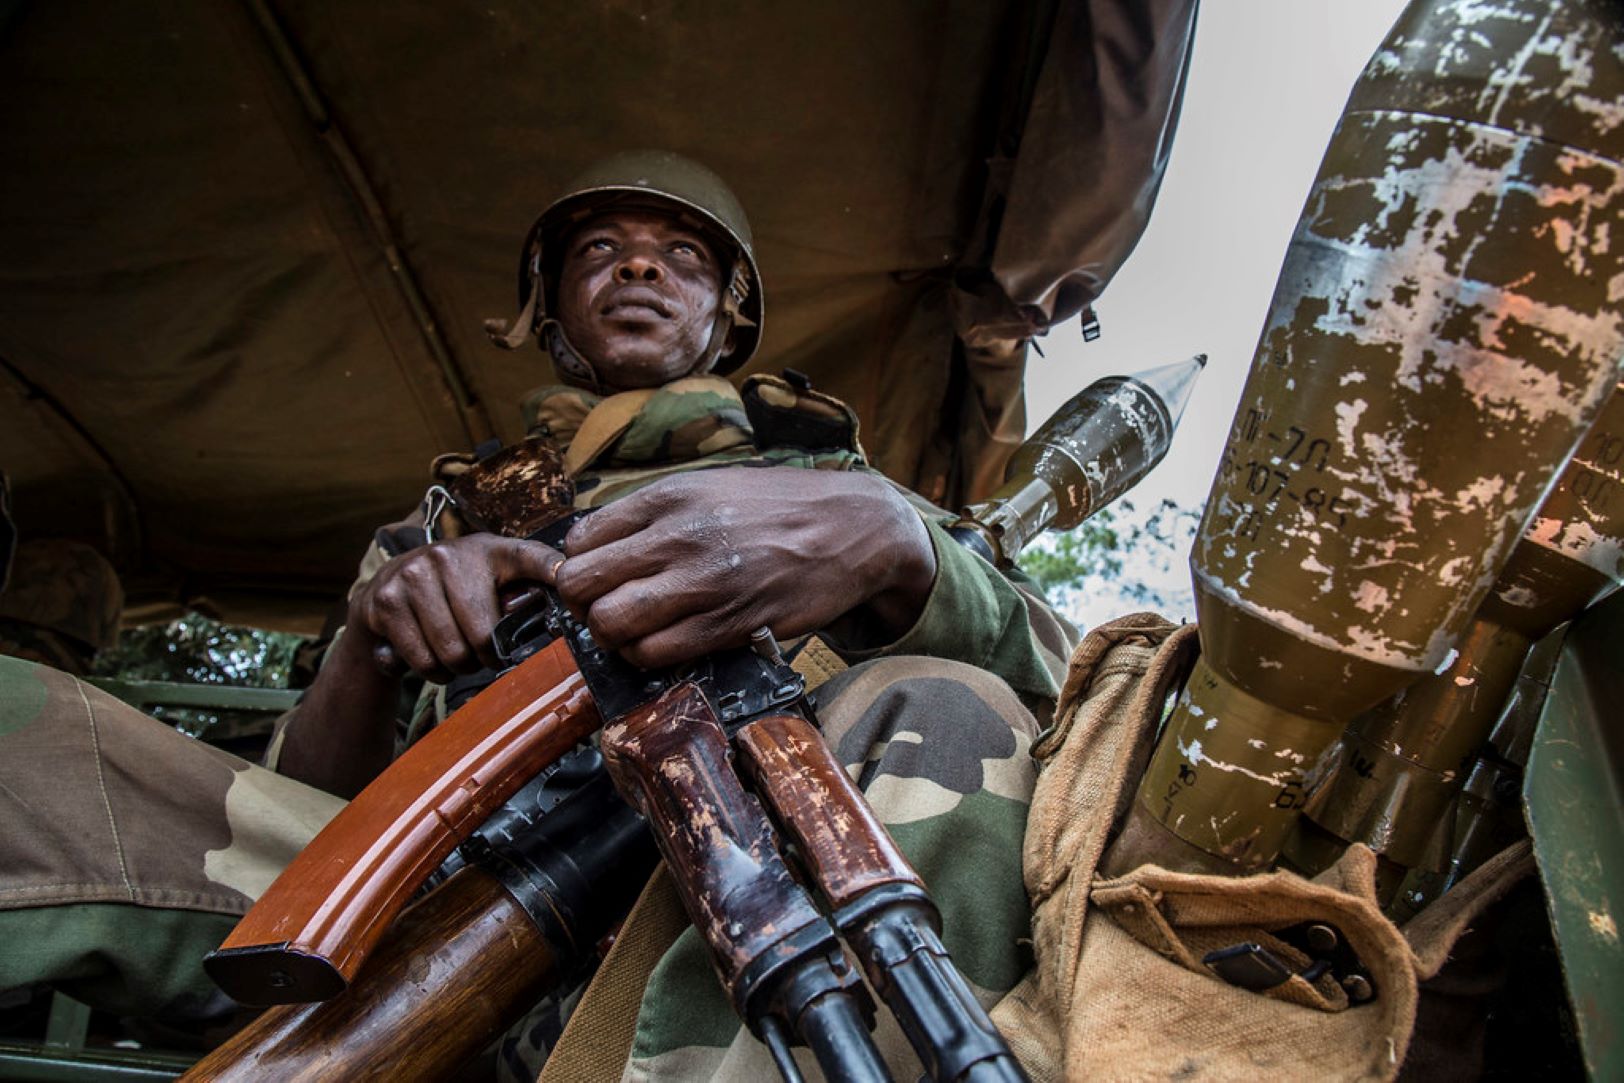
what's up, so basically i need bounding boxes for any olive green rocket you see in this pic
[1383,626,1568,923]
[1108,0,1624,876]
[949,355,1206,567]
[1288,378,1624,899]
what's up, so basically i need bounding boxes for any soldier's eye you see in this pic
[581,237,615,254]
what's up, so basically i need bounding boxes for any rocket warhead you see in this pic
[949,353,1206,566]
[1128,354,1205,431]
[1105,0,1624,878]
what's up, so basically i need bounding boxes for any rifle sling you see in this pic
[540,863,689,1083]
[788,633,848,688]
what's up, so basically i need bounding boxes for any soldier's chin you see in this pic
[594,339,707,391]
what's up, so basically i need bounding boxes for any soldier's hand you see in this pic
[554,466,937,669]
[346,534,565,683]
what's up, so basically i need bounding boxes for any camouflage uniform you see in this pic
[0,376,1075,1076]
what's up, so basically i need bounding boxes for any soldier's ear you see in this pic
[721,325,737,358]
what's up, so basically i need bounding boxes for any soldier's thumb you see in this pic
[491,537,567,587]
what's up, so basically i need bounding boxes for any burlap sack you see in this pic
[990,613,1535,1082]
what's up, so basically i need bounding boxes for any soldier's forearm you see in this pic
[854,492,938,637]
[274,630,402,798]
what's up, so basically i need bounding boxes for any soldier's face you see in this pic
[555,210,729,390]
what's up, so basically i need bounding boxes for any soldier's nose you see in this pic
[616,257,663,283]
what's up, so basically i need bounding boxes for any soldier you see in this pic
[0,151,1075,1077]
[0,476,123,676]
[0,538,124,677]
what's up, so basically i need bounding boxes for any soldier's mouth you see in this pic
[601,289,672,319]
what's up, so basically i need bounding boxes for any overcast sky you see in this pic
[1023,0,1409,623]
[1026,0,1410,507]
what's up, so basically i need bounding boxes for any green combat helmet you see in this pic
[486,150,762,391]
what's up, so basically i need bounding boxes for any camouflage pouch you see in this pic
[990,613,1535,1082]
[445,437,575,537]
[740,371,864,456]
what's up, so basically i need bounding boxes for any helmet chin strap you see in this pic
[538,309,739,396]
[539,319,606,393]
[490,254,750,394]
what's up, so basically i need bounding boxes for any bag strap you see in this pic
[538,864,688,1083]
[1037,612,1188,762]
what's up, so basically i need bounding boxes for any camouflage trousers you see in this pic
[0,655,344,1019]
[0,652,1039,1080]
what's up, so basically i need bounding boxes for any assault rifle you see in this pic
[187,351,1210,1079]
[190,513,1024,1083]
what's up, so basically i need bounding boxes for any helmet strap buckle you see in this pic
[484,282,541,351]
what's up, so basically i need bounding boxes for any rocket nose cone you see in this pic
[1130,354,1207,425]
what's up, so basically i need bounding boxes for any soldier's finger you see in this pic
[486,538,568,588]
[579,569,702,651]
[443,571,505,671]
[618,611,754,671]
[555,531,672,611]
[372,642,409,678]
[373,611,447,684]
[589,565,752,659]
[562,480,688,555]
[404,572,480,676]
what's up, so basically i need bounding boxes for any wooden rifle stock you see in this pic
[205,637,600,1004]
[600,682,892,1082]
[185,867,564,1081]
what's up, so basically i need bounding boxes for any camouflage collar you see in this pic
[522,375,755,472]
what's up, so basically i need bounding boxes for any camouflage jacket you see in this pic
[266,373,1076,1078]
[517,374,1074,702]
[266,374,1072,764]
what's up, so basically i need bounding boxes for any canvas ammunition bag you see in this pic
[989,612,1536,1082]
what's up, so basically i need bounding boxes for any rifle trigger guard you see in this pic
[491,599,560,667]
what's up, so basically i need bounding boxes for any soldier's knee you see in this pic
[817,656,1036,749]
[811,656,1038,807]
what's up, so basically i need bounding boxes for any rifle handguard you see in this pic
[601,682,891,1083]
[205,637,600,1004]
[737,713,1029,1082]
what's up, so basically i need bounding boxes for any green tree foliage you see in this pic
[1018,499,1201,621]
[1018,513,1127,592]
[92,613,306,746]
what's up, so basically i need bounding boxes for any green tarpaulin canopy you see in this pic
[0,0,1193,630]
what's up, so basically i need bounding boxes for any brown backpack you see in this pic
[990,613,1533,1082]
